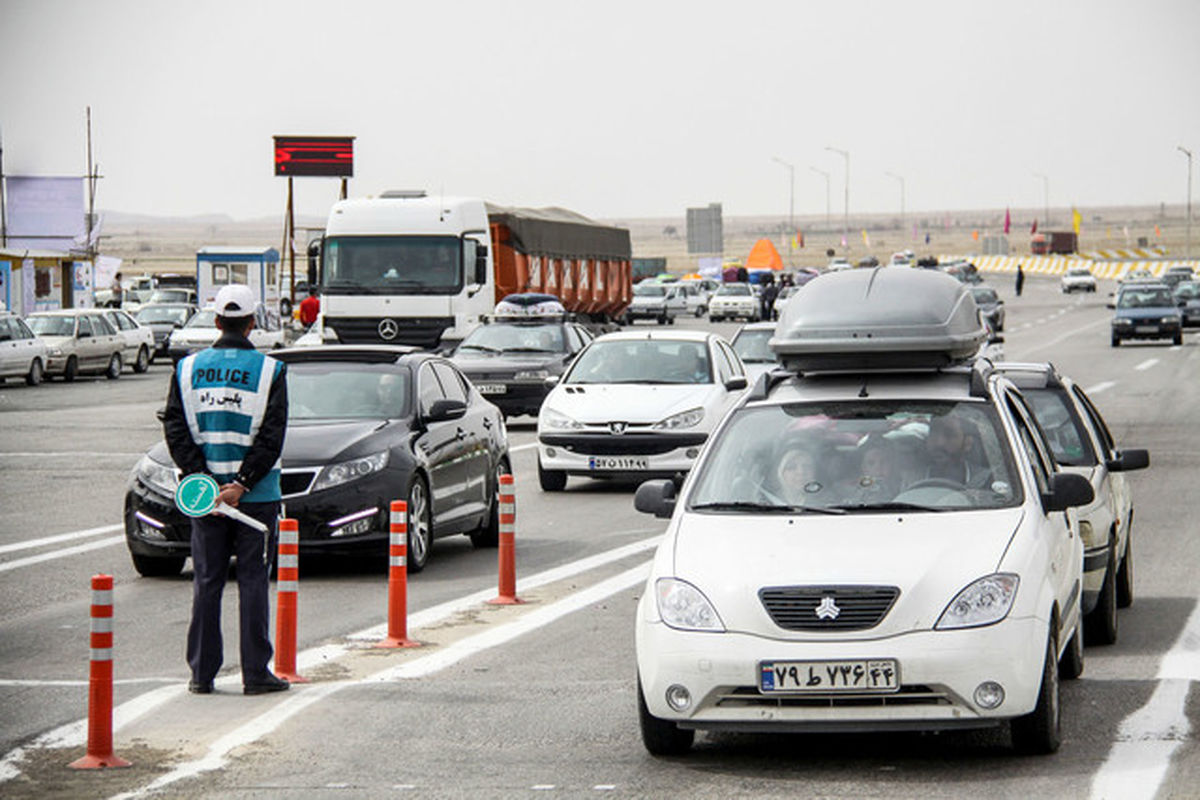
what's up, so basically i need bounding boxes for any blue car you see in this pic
[1111,283,1182,347]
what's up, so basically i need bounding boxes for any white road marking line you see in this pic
[0,452,144,458]
[1086,381,1118,395]
[109,563,651,799]
[0,535,124,574]
[1134,358,1160,371]
[510,442,538,453]
[0,524,122,555]
[0,533,663,783]
[1015,317,1112,358]
[532,786,557,791]
[1089,600,1200,800]
[0,678,177,687]
[594,785,617,791]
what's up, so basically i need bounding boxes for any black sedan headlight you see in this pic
[136,454,179,498]
[311,451,389,492]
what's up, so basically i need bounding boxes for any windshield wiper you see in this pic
[830,501,947,513]
[691,501,846,515]
[459,344,501,353]
[500,347,556,354]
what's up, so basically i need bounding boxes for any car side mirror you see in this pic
[1107,448,1149,472]
[724,376,748,391]
[425,398,466,422]
[1042,472,1094,512]
[474,244,489,285]
[634,479,677,519]
[78,330,92,339]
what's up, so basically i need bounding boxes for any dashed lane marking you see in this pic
[1134,358,1160,371]
[0,524,122,556]
[0,535,123,574]
[1086,381,1118,395]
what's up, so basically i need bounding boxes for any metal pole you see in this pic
[810,167,830,229]
[0,124,7,248]
[826,147,849,248]
[885,172,905,229]
[1035,173,1049,227]
[771,157,795,252]
[1179,146,1193,259]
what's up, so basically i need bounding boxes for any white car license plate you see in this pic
[1134,326,1159,334]
[476,384,507,394]
[759,659,899,694]
[588,456,650,470]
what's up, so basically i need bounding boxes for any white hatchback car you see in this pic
[167,305,286,363]
[707,282,759,322]
[536,330,749,491]
[633,268,1093,756]
[1060,268,1097,293]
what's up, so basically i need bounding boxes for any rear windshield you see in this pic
[689,400,1022,512]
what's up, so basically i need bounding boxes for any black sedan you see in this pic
[134,303,199,359]
[125,346,511,576]
[450,317,594,418]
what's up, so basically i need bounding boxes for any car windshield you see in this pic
[28,315,75,336]
[1021,388,1096,467]
[1068,269,1091,277]
[717,284,750,296]
[457,322,564,353]
[184,310,218,329]
[971,288,998,304]
[137,306,191,325]
[287,362,412,420]
[1175,282,1200,300]
[1117,288,1173,308]
[322,235,462,295]
[634,284,667,297]
[731,328,775,363]
[148,289,191,304]
[689,400,1022,512]
[566,339,711,384]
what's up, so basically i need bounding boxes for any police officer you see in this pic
[162,284,290,695]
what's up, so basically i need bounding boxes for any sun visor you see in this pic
[769,268,986,372]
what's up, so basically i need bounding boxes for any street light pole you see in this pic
[826,146,849,248]
[1034,173,1049,228]
[1179,146,1193,259]
[771,156,795,251]
[810,166,831,229]
[885,171,905,230]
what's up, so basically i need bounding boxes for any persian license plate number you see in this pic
[588,456,650,470]
[476,384,507,395]
[759,659,899,693]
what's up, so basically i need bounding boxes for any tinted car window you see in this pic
[288,362,412,419]
[417,362,445,417]
[432,362,468,404]
[1071,386,1116,458]
[1021,388,1097,466]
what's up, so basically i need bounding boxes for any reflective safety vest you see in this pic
[177,347,283,503]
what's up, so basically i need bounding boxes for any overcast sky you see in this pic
[2,0,1197,224]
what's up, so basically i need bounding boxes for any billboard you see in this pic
[273,136,355,177]
[687,203,723,254]
[4,176,86,251]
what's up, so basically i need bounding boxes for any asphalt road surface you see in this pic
[1,273,1198,799]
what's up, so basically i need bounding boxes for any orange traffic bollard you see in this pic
[488,474,523,605]
[377,501,420,648]
[273,518,307,683]
[68,574,131,769]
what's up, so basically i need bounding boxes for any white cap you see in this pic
[214,284,257,318]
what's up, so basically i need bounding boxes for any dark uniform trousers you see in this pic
[187,501,279,684]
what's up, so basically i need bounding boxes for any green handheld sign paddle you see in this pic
[175,474,269,533]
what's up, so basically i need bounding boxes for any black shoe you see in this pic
[188,680,214,694]
[243,674,290,695]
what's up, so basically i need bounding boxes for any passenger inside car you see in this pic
[775,447,823,504]
[920,413,992,490]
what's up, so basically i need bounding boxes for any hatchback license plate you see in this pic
[476,384,507,394]
[760,659,899,693]
[588,456,650,470]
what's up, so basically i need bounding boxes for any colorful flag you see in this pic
[1031,219,1038,235]
[1155,224,1161,237]
[924,232,931,245]
[841,234,848,247]
[1072,207,1082,236]
[861,229,871,248]
[1004,208,1011,235]
[912,223,918,241]
[795,230,804,249]
[972,229,979,242]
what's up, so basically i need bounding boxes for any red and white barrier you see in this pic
[68,574,131,769]
[488,474,523,605]
[377,500,420,648]
[273,518,307,682]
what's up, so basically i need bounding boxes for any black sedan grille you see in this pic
[281,470,318,497]
[539,433,707,456]
[327,317,454,348]
[760,586,900,632]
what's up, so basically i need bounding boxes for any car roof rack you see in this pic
[770,268,986,375]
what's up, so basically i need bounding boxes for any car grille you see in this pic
[539,433,707,456]
[760,585,900,632]
[281,470,318,498]
[327,317,454,348]
[714,684,950,708]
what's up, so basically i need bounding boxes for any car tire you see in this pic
[695,305,706,318]
[133,346,150,373]
[667,315,675,325]
[25,358,43,386]
[710,315,722,323]
[1110,336,1120,348]
[538,458,567,492]
[1174,333,1184,346]
[657,314,667,325]
[106,353,122,379]
[470,458,510,548]
[1117,523,1134,609]
[1060,613,1085,679]
[638,676,694,756]
[1085,536,1119,646]
[406,475,432,574]
[131,553,185,577]
[63,356,79,382]
[1011,629,1061,754]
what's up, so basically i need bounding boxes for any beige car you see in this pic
[27,309,126,381]
[97,308,157,372]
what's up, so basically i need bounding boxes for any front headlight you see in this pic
[541,407,584,430]
[653,407,705,430]
[48,347,64,357]
[656,578,725,632]
[1113,318,1132,326]
[311,451,389,492]
[136,454,179,498]
[936,573,1019,630]
[1162,316,1181,324]
[515,369,549,380]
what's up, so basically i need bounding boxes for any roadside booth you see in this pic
[195,246,281,322]
[0,248,90,314]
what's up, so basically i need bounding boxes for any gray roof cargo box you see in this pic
[769,268,986,372]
